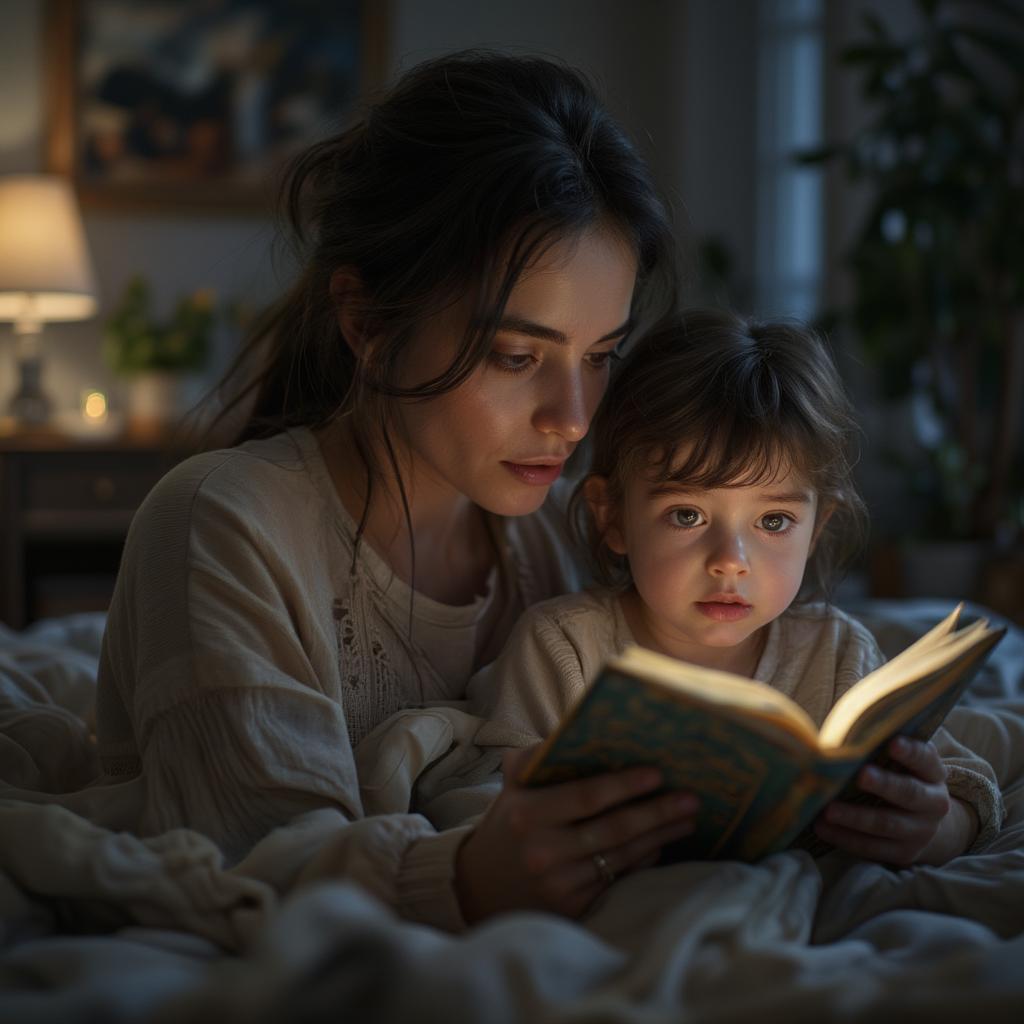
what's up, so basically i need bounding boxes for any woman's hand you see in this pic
[813,737,977,866]
[455,746,699,923]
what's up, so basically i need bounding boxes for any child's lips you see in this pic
[695,599,752,622]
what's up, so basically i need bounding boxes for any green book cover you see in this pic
[521,613,1004,862]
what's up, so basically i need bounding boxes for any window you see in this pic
[755,0,825,318]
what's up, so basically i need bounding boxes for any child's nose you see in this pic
[706,531,749,576]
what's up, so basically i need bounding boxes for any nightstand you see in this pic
[0,427,189,628]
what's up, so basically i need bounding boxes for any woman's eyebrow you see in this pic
[490,315,634,345]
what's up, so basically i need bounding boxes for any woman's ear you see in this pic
[583,475,627,555]
[330,268,373,358]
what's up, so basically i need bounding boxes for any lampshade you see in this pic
[0,174,98,329]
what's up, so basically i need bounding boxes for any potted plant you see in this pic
[802,0,1024,604]
[104,275,216,431]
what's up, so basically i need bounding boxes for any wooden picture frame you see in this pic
[44,0,389,213]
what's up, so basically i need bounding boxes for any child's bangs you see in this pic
[652,415,819,492]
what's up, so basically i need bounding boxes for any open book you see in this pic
[520,604,1005,861]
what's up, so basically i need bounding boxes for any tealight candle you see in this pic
[81,389,108,425]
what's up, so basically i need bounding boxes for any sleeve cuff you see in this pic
[396,824,474,932]
[945,765,1006,853]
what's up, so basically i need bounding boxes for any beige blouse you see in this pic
[469,589,1006,851]
[95,427,582,931]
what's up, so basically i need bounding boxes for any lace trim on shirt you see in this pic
[333,576,406,749]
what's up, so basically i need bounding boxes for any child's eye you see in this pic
[670,507,705,529]
[488,351,535,375]
[759,513,794,534]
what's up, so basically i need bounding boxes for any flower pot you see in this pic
[126,371,183,434]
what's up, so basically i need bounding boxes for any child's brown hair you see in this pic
[574,308,868,600]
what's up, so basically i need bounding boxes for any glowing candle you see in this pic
[81,389,108,424]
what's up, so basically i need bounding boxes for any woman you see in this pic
[96,50,698,931]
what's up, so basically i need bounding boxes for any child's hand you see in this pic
[455,746,699,924]
[813,737,976,866]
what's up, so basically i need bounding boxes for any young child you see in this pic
[469,308,1004,872]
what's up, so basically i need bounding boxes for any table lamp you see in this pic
[0,174,98,426]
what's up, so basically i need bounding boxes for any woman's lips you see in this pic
[695,601,752,622]
[502,461,564,485]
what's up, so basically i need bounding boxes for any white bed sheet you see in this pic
[1,602,1022,1023]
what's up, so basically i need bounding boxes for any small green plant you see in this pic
[104,275,216,375]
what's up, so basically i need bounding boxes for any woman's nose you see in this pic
[532,366,594,443]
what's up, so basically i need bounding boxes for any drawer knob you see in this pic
[93,476,116,502]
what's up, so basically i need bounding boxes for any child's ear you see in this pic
[330,268,373,358]
[810,502,835,551]
[583,476,627,556]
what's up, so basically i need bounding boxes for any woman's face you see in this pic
[393,224,638,517]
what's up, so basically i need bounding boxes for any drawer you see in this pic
[21,452,165,513]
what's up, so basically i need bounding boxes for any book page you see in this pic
[613,645,820,744]
[819,614,995,748]
[816,604,962,744]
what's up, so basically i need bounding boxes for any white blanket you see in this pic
[1,604,1023,1023]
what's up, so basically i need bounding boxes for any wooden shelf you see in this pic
[0,426,188,628]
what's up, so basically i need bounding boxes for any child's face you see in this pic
[591,456,821,666]
[393,223,637,517]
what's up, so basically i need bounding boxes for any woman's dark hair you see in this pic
[574,308,868,601]
[206,50,676,496]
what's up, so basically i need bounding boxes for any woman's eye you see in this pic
[585,349,620,370]
[488,351,535,374]
[759,513,793,533]
[670,507,705,529]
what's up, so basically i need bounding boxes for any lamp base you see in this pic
[7,355,53,426]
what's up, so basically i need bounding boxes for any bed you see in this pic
[1,599,1023,1022]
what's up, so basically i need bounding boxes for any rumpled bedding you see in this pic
[1,602,1023,1023]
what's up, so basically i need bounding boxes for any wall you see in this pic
[673,0,759,303]
[0,0,936,437]
[0,0,687,419]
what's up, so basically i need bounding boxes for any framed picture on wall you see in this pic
[44,0,389,212]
